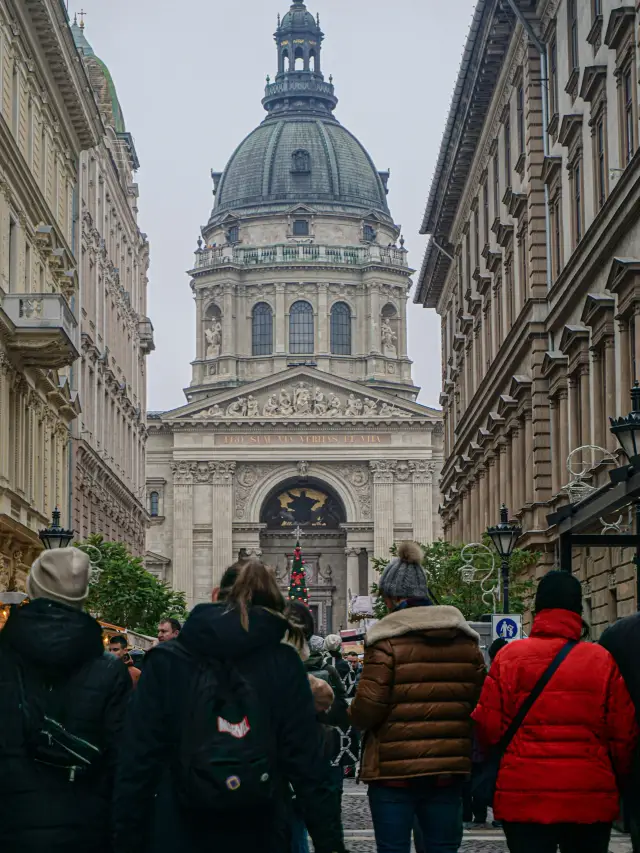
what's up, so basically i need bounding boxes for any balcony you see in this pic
[0,293,79,368]
[192,243,409,273]
[138,316,155,354]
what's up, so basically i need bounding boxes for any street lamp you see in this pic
[38,508,74,550]
[610,382,640,467]
[487,504,522,614]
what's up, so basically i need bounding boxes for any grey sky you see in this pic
[69,0,476,412]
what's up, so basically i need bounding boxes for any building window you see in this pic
[8,215,18,292]
[227,225,239,244]
[465,232,471,295]
[568,0,579,73]
[493,150,500,218]
[549,37,559,118]
[252,302,273,356]
[483,180,489,245]
[550,192,563,283]
[289,300,314,354]
[473,210,480,271]
[571,158,583,245]
[623,67,636,165]
[292,219,309,237]
[363,223,376,242]
[504,118,512,185]
[330,301,351,355]
[592,0,602,21]
[149,492,159,517]
[11,62,18,135]
[517,84,525,155]
[595,116,607,209]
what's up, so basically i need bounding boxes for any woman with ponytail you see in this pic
[114,559,346,853]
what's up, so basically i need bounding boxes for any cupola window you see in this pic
[363,223,377,243]
[252,302,273,356]
[149,491,159,517]
[330,302,352,355]
[291,150,311,174]
[293,219,310,237]
[289,300,314,354]
[227,225,239,244]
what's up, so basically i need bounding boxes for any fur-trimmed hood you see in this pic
[365,605,480,647]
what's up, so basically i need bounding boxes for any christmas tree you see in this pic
[288,540,309,605]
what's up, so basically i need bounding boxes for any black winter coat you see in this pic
[113,603,345,853]
[600,613,640,812]
[0,599,131,853]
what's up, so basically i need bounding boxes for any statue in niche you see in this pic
[362,398,378,416]
[246,396,260,418]
[313,387,327,415]
[345,394,363,417]
[279,388,294,416]
[327,393,342,417]
[263,394,280,417]
[206,318,222,358]
[294,384,312,415]
[381,317,397,356]
[227,397,247,417]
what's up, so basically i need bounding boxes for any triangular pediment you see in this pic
[287,204,318,216]
[162,368,440,424]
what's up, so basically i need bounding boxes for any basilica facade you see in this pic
[145,0,443,629]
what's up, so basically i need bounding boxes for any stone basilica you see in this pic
[145,0,444,630]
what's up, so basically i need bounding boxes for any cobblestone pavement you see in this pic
[338,781,634,853]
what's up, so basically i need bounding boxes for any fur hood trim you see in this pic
[365,605,480,646]
[282,632,310,661]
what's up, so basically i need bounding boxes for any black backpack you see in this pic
[170,643,276,812]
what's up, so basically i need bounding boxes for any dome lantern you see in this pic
[263,0,337,118]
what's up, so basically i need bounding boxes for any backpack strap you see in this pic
[495,639,577,759]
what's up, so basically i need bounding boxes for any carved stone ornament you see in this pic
[395,461,413,482]
[191,382,411,421]
[235,464,269,520]
[210,461,236,485]
[413,461,437,484]
[369,460,396,483]
[171,461,197,485]
[205,318,222,359]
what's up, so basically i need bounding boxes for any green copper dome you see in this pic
[208,116,391,228]
[207,0,392,229]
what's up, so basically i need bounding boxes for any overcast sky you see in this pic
[69,0,476,412]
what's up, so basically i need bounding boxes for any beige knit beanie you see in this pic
[27,547,90,609]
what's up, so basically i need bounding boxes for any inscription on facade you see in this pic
[216,433,392,446]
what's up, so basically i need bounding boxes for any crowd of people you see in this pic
[0,542,639,853]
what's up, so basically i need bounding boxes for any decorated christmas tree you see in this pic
[288,540,309,605]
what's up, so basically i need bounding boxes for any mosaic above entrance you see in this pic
[263,486,344,529]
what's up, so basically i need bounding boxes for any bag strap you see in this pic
[495,639,577,758]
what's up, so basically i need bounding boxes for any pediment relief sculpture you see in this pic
[192,381,411,420]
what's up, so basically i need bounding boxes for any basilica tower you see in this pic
[146,1,443,627]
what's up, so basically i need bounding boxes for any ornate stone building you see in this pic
[415,0,640,631]
[146,0,443,628]
[0,0,101,593]
[71,20,152,554]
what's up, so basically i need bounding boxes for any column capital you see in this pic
[344,547,360,558]
[171,461,196,485]
[210,461,236,484]
[369,460,396,483]
[411,460,437,484]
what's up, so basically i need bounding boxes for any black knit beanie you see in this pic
[534,570,582,615]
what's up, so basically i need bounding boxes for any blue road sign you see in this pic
[492,615,522,641]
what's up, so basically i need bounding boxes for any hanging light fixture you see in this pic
[610,383,640,466]
[487,504,522,560]
[38,507,74,550]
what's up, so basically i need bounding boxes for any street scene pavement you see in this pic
[336,780,634,853]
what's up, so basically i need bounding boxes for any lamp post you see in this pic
[610,383,640,609]
[38,507,74,550]
[487,504,522,614]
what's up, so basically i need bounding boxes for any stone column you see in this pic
[345,547,360,624]
[370,461,395,558]
[172,462,196,603]
[558,390,569,489]
[211,462,236,587]
[275,283,286,354]
[568,375,580,459]
[524,410,533,505]
[618,319,631,414]
[498,442,506,509]
[579,366,591,449]
[222,284,234,356]
[412,461,435,545]
[478,467,487,533]
[317,282,329,354]
[368,285,381,354]
[604,338,617,452]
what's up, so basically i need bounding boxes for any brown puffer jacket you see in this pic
[349,604,485,782]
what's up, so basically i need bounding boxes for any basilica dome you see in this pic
[207,0,392,230]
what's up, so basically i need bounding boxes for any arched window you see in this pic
[252,302,273,356]
[330,302,351,355]
[149,491,159,517]
[309,51,316,73]
[289,301,314,354]
[282,50,290,72]
[294,46,304,71]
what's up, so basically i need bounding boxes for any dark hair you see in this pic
[285,600,315,641]
[219,559,286,630]
[109,634,127,649]
[159,617,181,634]
[488,637,508,662]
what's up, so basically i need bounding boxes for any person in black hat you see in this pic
[473,570,638,853]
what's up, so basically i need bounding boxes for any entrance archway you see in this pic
[259,478,347,634]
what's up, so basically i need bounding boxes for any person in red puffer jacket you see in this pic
[472,570,638,853]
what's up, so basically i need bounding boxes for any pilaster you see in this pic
[345,546,360,623]
[370,460,395,558]
[211,461,236,587]
[412,461,435,545]
[172,462,195,604]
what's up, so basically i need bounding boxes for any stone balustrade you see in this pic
[192,243,409,272]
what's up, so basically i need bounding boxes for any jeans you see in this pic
[368,781,463,853]
[503,821,612,853]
